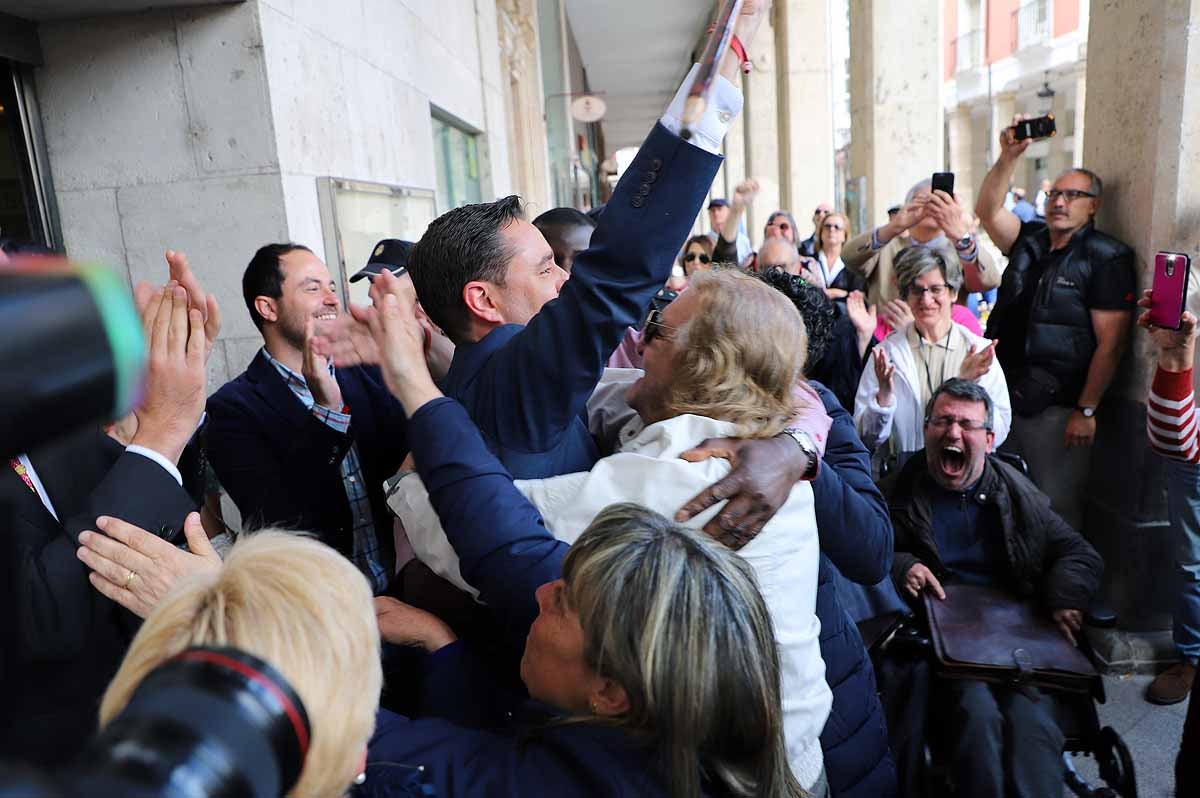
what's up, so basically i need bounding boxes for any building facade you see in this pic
[943,0,1090,210]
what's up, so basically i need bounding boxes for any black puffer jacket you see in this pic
[882,452,1103,611]
[986,221,1135,402]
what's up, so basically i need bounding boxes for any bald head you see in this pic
[758,238,800,274]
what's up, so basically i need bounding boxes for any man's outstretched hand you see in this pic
[675,434,811,550]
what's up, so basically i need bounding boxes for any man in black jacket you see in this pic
[975,118,1136,532]
[883,378,1102,798]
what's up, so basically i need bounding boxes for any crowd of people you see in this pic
[4,1,1197,796]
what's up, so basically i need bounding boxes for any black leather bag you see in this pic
[1010,366,1062,417]
[924,584,1097,694]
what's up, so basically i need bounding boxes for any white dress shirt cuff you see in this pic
[126,445,184,487]
[660,64,743,155]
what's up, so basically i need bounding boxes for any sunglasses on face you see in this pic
[822,222,844,231]
[1046,189,1097,203]
[643,308,678,344]
[768,221,790,232]
[683,252,711,264]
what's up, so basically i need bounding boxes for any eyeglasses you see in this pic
[767,221,791,232]
[906,283,951,299]
[1046,189,1097,203]
[926,415,990,432]
[683,252,711,264]
[822,222,844,231]
[643,308,678,343]
[814,208,830,217]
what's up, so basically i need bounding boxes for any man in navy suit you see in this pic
[207,243,409,594]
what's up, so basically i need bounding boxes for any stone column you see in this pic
[1073,64,1087,168]
[989,91,1017,163]
[848,0,943,226]
[742,10,781,250]
[776,0,836,221]
[1079,0,1200,661]
[947,104,976,210]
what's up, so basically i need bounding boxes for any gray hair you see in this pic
[563,503,804,798]
[894,243,963,297]
[905,179,932,204]
[925,378,995,430]
[1057,167,1104,198]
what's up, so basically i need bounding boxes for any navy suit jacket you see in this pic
[443,122,723,479]
[206,350,408,560]
[367,398,695,797]
[2,428,195,766]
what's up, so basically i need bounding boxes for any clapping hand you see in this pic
[872,347,896,406]
[879,298,914,332]
[959,339,999,381]
[846,291,877,338]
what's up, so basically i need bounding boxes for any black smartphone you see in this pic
[931,172,954,196]
[1012,114,1057,141]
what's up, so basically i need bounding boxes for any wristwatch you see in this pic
[782,428,820,480]
[954,233,975,250]
[1075,406,1096,418]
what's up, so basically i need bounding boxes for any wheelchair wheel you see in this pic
[1096,726,1137,798]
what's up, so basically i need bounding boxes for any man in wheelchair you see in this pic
[881,378,1104,797]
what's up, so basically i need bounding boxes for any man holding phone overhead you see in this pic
[975,114,1136,534]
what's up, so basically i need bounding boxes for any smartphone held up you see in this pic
[1012,114,1057,141]
[1149,251,1192,330]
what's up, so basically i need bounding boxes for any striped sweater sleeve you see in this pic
[1148,366,1200,463]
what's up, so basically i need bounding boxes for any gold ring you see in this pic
[124,569,138,589]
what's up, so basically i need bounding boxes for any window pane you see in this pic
[432,114,481,212]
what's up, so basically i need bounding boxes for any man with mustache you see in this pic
[883,378,1102,798]
[976,117,1136,534]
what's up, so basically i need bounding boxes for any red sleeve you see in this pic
[1148,366,1200,463]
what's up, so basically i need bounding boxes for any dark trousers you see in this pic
[944,680,1064,798]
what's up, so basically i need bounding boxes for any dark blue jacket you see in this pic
[207,351,409,562]
[442,122,722,480]
[366,398,698,797]
[810,381,899,798]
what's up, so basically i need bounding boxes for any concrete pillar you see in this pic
[848,0,943,226]
[947,104,976,210]
[742,10,781,250]
[990,91,1016,163]
[1079,0,1200,660]
[776,0,836,222]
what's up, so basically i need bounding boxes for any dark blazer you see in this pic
[1,428,195,766]
[443,122,723,480]
[206,351,409,564]
[809,382,898,798]
[883,451,1103,611]
[367,397,710,797]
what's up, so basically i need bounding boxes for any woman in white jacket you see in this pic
[854,245,1011,470]
[392,270,832,793]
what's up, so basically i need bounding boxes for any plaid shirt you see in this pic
[262,349,391,593]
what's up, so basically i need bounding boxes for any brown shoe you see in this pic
[1147,662,1196,705]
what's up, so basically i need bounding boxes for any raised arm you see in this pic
[975,119,1029,254]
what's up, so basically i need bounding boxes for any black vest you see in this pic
[985,221,1134,403]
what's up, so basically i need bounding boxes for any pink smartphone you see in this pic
[1150,251,1192,329]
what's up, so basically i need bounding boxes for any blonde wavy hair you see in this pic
[99,531,381,798]
[667,269,807,438]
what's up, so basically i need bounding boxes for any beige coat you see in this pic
[842,230,1002,307]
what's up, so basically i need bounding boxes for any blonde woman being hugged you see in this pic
[854,245,1011,470]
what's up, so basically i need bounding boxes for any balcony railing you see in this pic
[954,29,985,72]
[1011,0,1053,51]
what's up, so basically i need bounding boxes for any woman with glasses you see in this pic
[679,234,715,277]
[813,212,866,302]
[853,245,1012,470]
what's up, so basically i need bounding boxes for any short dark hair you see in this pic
[408,195,525,342]
[925,378,995,430]
[755,267,835,367]
[1059,167,1103,198]
[531,207,596,231]
[243,243,312,331]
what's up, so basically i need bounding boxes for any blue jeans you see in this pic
[1165,456,1200,663]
